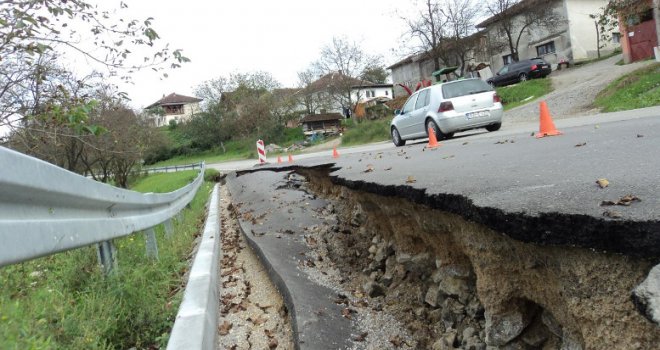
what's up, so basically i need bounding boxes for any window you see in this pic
[402,94,418,114]
[536,41,556,56]
[502,54,514,65]
[385,90,389,96]
[164,104,184,115]
[497,66,509,75]
[612,32,621,43]
[370,90,375,97]
[365,91,371,98]
[415,90,430,110]
[442,79,492,99]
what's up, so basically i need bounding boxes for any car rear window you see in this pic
[441,79,493,99]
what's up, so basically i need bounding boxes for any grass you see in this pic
[495,78,553,110]
[131,170,198,193]
[341,118,392,146]
[594,63,660,112]
[150,138,256,167]
[0,171,214,349]
[150,127,306,167]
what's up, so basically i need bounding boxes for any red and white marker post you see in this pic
[256,139,266,164]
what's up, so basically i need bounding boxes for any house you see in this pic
[304,72,391,117]
[387,32,490,97]
[300,113,343,136]
[351,83,394,101]
[615,0,660,63]
[476,0,617,73]
[146,93,202,127]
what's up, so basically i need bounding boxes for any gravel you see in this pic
[503,54,655,125]
[217,186,294,350]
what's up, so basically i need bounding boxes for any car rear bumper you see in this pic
[435,105,503,133]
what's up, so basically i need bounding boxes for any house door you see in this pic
[628,19,658,62]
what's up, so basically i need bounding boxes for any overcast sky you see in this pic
[93,0,417,109]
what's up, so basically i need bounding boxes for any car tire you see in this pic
[519,73,528,82]
[426,119,446,140]
[488,80,495,88]
[391,127,406,147]
[486,123,502,132]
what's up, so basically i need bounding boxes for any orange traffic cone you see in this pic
[277,155,282,164]
[332,147,340,159]
[288,154,293,163]
[536,101,562,138]
[427,126,441,148]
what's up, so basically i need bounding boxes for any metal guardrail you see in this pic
[143,162,204,174]
[167,184,220,350]
[0,146,205,268]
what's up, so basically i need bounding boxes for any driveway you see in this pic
[504,54,655,125]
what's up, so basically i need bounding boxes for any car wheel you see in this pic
[486,123,502,132]
[426,119,446,140]
[519,73,528,82]
[488,81,495,88]
[444,132,455,139]
[391,127,406,147]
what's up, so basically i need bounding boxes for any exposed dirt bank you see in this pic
[295,167,660,349]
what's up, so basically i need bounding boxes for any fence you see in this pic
[142,162,204,175]
[0,146,204,271]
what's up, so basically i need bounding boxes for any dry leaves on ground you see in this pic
[601,194,641,207]
[596,178,610,188]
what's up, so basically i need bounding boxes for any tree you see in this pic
[296,67,331,115]
[313,36,383,110]
[360,66,389,84]
[441,0,481,76]
[1,0,189,152]
[190,71,289,145]
[484,0,564,62]
[400,0,481,78]
[401,0,448,72]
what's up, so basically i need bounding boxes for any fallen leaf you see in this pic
[637,134,644,138]
[575,142,587,147]
[600,194,641,207]
[596,178,609,188]
[603,210,622,219]
[462,142,469,145]
[389,335,402,347]
[405,176,416,184]
[341,307,354,319]
[353,332,368,342]
[218,320,233,335]
[384,167,392,171]
[249,315,267,326]
[363,164,374,173]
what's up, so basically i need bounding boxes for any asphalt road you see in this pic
[218,106,660,258]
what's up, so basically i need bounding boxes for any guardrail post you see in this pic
[96,240,117,275]
[177,211,184,223]
[144,227,159,260]
[164,219,174,238]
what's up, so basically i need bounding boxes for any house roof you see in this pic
[351,83,394,89]
[307,72,373,93]
[301,113,343,123]
[476,0,544,28]
[387,31,487,70]
[146,93,202,109]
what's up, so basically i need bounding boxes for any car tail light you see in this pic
[493,94,501,103]
[438,101,454,112]
[531,64,538,70]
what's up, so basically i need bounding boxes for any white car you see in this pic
[390,79,503,146]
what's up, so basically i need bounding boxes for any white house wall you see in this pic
[352,86,394,102]
[564,0,617,60]
[486,0,569,72]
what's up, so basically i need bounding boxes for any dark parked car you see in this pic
[487,58,552,87]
